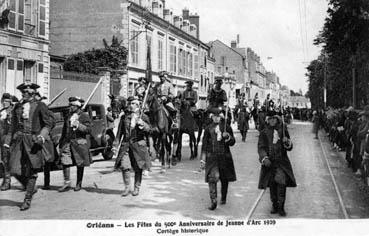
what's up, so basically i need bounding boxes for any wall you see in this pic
[50,0,123,56]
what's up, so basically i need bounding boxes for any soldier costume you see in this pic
[4,82,55,211]
[257,111,296,216]
[58,97,92,192]
[237,101,250,142]
[180,80,198,113]
[200,107,236,210]
[207,77,227,110]
[116,96,151,197]
[0,93,14,191]
[156,71,176,115]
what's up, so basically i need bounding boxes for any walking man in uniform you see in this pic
[115,96,151,196]
[257,111,296,216]
[200,107,236,210]
[4,82,54,210]
[58,97,92,192]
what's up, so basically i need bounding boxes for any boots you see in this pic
[20,177,37,211]
[1,176,11,191]
[132,170,142,196]
[58,167,71,192]
[121,170,131,197]
[208,182,217,210]
[277,184,287,216]
[220,180,228,205]
[270,183,278,214]
[42,165,50,190]
[74,167,84,191]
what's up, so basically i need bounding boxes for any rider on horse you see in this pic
[180,80,198,115]
[207,77,227,110]
[155,71,176,118]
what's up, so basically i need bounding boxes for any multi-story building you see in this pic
[247,47,269,103]
[208,39,248,108]
[0,0,50,99]
[50,0,213,107]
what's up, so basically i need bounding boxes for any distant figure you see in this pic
[237,101,250,142]
[312,110,320,139]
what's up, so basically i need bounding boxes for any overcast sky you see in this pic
[167,0,328,93]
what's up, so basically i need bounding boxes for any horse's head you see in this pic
[109,95,127,119]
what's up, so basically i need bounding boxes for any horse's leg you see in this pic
[166,133,172,168]
[176,130,183,162]
[189,132,195,160]
[197,126,203,146]
[190,131,198,158]
[160,132,166,173]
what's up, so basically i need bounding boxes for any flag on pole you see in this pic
[145,37,152,83]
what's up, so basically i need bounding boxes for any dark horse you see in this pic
[108,94,127,119]
[147,87,174,173]
[173,101,199,162]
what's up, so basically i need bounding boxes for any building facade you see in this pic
[50,0,213,108]
[0,0,50,99]
[208,39,247,108]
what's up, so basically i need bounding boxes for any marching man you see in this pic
[257,111,296,216]
[200,107,237,210]
[58,97,92,192]
[115,96,151,197]
[4,83,54,210]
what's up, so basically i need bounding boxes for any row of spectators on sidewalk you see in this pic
[313,106,369,182]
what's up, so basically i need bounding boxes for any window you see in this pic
[182,50,187,76]
[169,44,176,73]
[8,59,15,70]
[130,29,139,65]
[38,63,44,73]
[39,0,46,36]
[194,54,199,78]
[8,0,24,32]
[188,53,193,77]
[158,38,163,70]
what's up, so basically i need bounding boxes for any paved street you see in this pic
[1,121,369,220]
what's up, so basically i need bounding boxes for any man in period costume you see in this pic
[0,93,15,191]
[180,80,198,114]
[58,97,92,192]
[207,77,227,110]
[237,101,250,142]
[257,106,267,132]
[115,96,151,196]
[4,82,54,210]
[156,71,176,116]
[257,111,296,216]
[200,107,236,210]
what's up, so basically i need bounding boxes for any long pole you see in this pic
[352,55,356,108]
[323,53,327,109]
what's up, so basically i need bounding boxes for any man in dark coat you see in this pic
[257,106,267,132]
[0,93,15,191]
[4,82,54,211]
[200,107,236,210]
[258,111,296,216]
[58,97,92,192]
[237,101,250,142]
[116,96,151,196]
[207,77,227,110]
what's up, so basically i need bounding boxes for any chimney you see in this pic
[189,24,197,37]
[231,40,237,48]
[174,16,183,28]
[164,9,173,24]
[182,20,190,33]
[182,8,190,20]
[189,13,200,39]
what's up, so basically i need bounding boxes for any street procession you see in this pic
[2,0,369,233]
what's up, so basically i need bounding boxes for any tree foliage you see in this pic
[64,36,128,75]
[308,0,369,109]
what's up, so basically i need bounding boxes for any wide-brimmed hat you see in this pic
[138,77,146,82]
[127,96,140,105]
[214,77,223,83]
[16,82,39,93]
[208,107,225,116]
[185,80,194,86]
[69,96,84,107]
